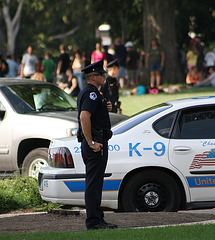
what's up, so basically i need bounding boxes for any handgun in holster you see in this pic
[92,128,103,143]
[92,128,112,143]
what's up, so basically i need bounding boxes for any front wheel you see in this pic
[22,148,49,178]
[121,170,181,212]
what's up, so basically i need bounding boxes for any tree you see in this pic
[143,0,183,84]
[2,0,23,55]
[87,0,184,84]
[175,0,215,47]
[86,0,143,45]
[1,0,214,83]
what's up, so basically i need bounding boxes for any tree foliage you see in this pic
[175,0,215,47]
[0,0,215,83]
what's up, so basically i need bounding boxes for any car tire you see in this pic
[121,170,181,212]
[22,148,49,178]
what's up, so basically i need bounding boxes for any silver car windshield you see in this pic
[113,103,172,135]
[1,84,77,113]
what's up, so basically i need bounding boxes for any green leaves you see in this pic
[0,177,44,213]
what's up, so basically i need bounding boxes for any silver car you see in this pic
[0,78,127,178]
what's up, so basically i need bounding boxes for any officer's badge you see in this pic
[89,92,97,100]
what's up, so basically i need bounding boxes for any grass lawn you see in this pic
[119,86,215,116]
[1,224,215,240]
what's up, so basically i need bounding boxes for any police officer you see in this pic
[101,58,121,113]
[77,60,118,230]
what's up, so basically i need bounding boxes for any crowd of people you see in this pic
[0,38,144,88]
[0,37,215,102]
[185,38,215,88]
[0,38,142,114]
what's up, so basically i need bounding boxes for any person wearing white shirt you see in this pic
[21,46,38,78]
[204,47,215,75]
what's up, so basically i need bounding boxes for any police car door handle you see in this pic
[173,146,191,154]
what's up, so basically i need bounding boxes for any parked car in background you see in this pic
[0,78,127,178]
[39,96,215,212]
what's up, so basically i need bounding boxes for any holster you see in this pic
[77,128,112,143]
[92,128,113,143]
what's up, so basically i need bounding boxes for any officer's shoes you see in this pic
[87,221,118,230]
[103,221,118,229]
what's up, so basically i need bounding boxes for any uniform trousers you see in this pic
[81,138,108,228]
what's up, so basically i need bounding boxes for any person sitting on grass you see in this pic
[195,66,215,87]
[186,66,202,87]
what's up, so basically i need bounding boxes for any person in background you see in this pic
[100,59,121,113]
[5,55,18,77]
[130,85,146,95]
[195,66,215,87]
[72,50,84,90]
[21,45,38,78]
[204,46,215,76]
[145,39,165,89]
[186,42,198,71]
[58,67,73,90]
[91,42,107,69]
[77,60,117,230]
[56,44,70,85]
[16,56,22,76]
[30,72,46,82]
[186,66,202,86]
[194,38,205,73]
[42,52,55,83]
[0,53,9,77]
[82,52,91,68]
[37,57,43,73]
[125,41,139,87]
[114,38,127,88]
[65,76,80,97]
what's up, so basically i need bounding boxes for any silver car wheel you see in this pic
[28,158,48,179]
[22,148,49,178]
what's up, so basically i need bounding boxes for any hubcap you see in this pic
[137,183,168,211]
[144,191,159,206]
[29,158,48,178]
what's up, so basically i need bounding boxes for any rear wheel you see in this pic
[121,170,181,212]
[22,148,49,178]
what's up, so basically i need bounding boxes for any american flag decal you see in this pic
[190,149,215,169]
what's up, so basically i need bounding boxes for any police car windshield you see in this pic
[113,103,172,135]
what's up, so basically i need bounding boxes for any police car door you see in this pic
[169,105,215,202]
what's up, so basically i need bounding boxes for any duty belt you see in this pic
[77,128,112,143]
[92,128,113,142]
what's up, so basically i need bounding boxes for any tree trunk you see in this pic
[143,0,183,84]
[3,0,23,55]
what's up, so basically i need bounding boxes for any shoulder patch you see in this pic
[89,92,97,100]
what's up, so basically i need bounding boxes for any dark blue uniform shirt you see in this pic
[77,83,111,132]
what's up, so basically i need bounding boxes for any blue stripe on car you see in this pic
[64,179,122,192]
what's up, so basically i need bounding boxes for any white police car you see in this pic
[39,96,215,212]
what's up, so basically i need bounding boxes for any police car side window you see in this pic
[153,112,177,138]
[173,106,215,139]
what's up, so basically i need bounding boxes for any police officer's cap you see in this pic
[81,60,106,74]
[107,58,119,68]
